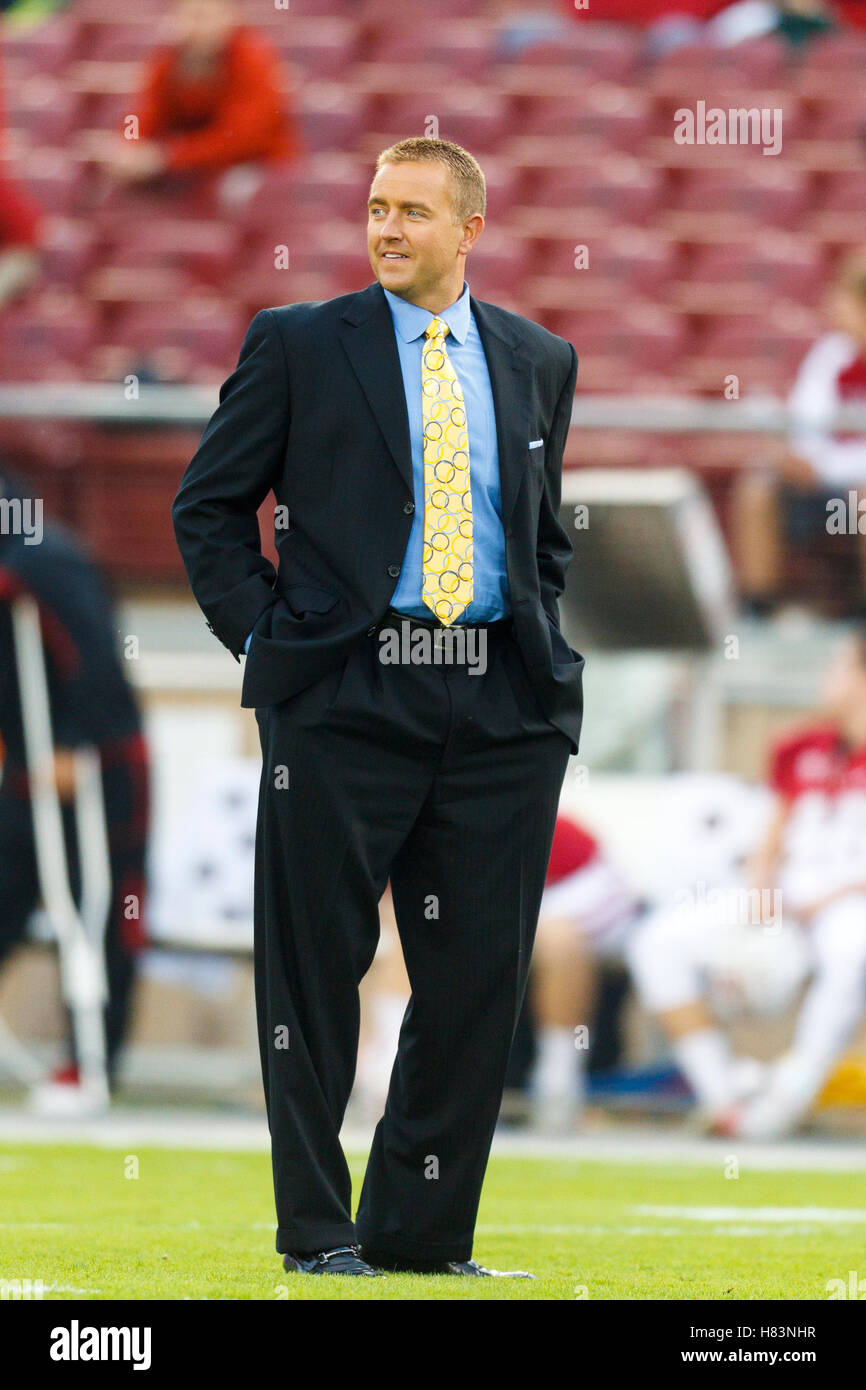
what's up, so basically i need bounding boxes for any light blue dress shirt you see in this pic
[383,281,510,622]
[243,280,510,654]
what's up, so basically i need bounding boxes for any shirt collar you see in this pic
[382,280,471,345]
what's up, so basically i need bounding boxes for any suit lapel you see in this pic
[338,282,534,527]
[338,282,414,495]
[470,294,535,529]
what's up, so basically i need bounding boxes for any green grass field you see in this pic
[1,1142,863,1300]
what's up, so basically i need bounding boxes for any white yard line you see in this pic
[0,1108,864,1171]
[41,1285,103,1296]
[634,1205,866,1224]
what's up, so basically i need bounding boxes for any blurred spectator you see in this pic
[558,0,724,21]
[493,1,572,57]
[836,0,866,28]
[733,249,866,616]
[0,468,150,1113]
[710,0,836,46]
[95,0,299,186]
[555,0,843,49]
[0,20,41,304]
[628,629,866,1140]
[555,0,727,57]
[0,175,40,306]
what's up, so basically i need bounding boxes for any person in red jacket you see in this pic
[100,0,300,184]
[0,34,41,302]
[0,175,41,306]
[558,0,723,21]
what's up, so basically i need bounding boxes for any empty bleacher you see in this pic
[1,1,865,587]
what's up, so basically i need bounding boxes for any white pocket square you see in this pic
[529,438,544,449]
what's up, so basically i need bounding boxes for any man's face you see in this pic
[175,0,236,56]
[367,161,478,306]
[820,637,866,723]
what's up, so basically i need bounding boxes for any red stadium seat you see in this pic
[366,23,495,78]
[297,82,368,151]
[266,17,363,80]
[422,25,497,79]
[82,90,143,138]
[521,85,653,154]
[650,36,788,97]
[528,160,666,223]
[87,22,173,62]
[74,0,166,17]
[371,90,513,154]
[40,216,99,288]
[361,0,480,20]
[574,227,679,296]
[87,265,192,306]
[278,222,373,289]
[4,17,81,75]
[514,30,640,84]
[681,237,826,305]
[14,146,86,217]
[112,299,247,368]
[287,0,362,13]
[670,166,812,228]
[0,293,100,369]
[429,93,514,155]
[462,226,534,297]
[543,304,689,370]
[478,158,523,217]
[815,170,866,212]
[525,271,636,314]
[3,77,82,144]
[694,305,819,388]
[239,159,370,230]
[99,219,241,287]
[806,96,866,142]
[797,30,866,74]
[228,269,342,319]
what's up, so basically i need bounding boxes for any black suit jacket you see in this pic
[172,280,584,753]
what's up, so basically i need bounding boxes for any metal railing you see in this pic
[2,384,866,433]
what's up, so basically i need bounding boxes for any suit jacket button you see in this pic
[387,564,401,577]
[403,501,415,514]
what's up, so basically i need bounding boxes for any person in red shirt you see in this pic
[558,0,724,21]
[0,37,41,303]
[0,175,41,306]
[100,0,300,185]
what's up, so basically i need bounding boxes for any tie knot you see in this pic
[425,316,449,341]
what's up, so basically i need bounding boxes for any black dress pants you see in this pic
[253,612,571,1261]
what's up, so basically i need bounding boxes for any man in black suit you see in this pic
[173,137,582,1278]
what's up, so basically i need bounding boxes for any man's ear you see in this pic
[459,214,484,257]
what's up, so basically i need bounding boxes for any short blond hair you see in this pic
[374,137,486,225]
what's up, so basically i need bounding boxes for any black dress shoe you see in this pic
[282,1245,381,1276]
[360,1249,535,1278]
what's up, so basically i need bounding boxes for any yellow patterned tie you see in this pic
[421,316,473,625]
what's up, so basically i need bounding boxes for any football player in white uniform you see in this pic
[627,630,866,1138]
[529,814,644,1131]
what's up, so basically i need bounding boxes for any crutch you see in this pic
[11,593,112,1106]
